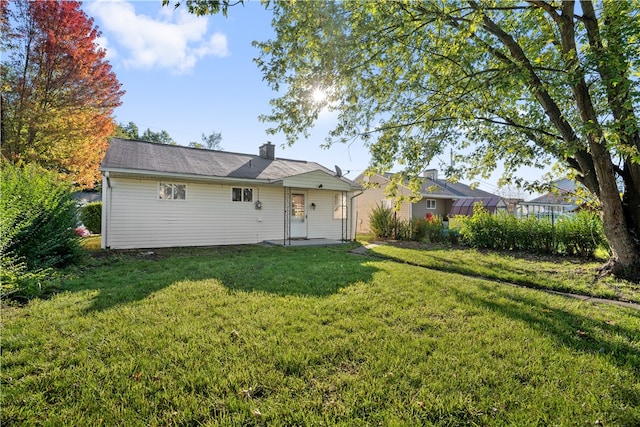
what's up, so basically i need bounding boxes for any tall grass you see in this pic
[369,203,395,238]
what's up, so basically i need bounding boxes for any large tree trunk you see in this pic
[592,146,640,279]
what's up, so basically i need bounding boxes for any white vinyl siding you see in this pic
[283,170,353,191]
[105,178,284,249]
[333,193,347,220]
[305,189,349,240]
[104,178,354,249]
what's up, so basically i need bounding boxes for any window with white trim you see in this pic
[232,187,253,202]
[333,193,347,219]
[159,183,186,200]
[426,199,436,209]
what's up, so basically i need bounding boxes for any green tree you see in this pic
[114,121,140,140]
[173,0,640,277]
[141,128,177,145]
[189,130,223,150]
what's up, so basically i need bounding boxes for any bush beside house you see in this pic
[81,202,102,234]
[369,205,450,243]
[0,162,82,299]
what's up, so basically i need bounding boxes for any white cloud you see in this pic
[86,0,229,73]
[94,35,117,61]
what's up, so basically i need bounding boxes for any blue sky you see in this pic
[84,0,540,196]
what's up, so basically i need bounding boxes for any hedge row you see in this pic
[368,203,607,258]
[457,205,607,257]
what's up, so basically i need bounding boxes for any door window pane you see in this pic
[292,194,305,220]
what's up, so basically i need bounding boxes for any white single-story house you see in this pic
[100,138,362,249]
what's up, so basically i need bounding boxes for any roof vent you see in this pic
[259,142,275,160]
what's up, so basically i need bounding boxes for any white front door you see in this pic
[291,192,307,238]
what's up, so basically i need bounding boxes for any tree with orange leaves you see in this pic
[1,0,123,188]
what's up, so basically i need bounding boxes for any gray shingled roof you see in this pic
[101,138,358,187]
[420,178,496,198]
[381,172,497,198]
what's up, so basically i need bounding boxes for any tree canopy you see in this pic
[113,121,223,150]
[176,0,640,277]
[141,128,177,145]
[113,121,140,141]
[189,131,223,150]
[1,0,124,188]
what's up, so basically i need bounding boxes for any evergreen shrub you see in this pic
[1,162,81,299]
[81,201,102,234]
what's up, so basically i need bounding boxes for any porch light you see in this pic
[311,203,316,210]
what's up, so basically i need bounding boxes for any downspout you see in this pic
[349,190,364,241]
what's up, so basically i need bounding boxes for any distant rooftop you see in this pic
[381,172,498,198]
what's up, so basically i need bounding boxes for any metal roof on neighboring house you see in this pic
[101,138,360,188]
[449,197,507,216]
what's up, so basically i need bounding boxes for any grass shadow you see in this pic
[64,244,378,312]
[367,244,551,290]
[446,284,640,424]
[366,242,640,303]
[450,283,640,372]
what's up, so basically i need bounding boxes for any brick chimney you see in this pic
[423,169,438,180]
[259,142,275,160]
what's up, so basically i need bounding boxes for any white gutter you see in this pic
[100,167,278,186]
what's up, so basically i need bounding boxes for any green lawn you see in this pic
[362,241,640,303]
[2,244,639,425]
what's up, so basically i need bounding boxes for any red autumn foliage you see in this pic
[1,0,124,188]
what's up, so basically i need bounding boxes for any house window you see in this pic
[232,187,253,202]
[333,193,347,219]
[381,199,393,210]
[426,199,436,209]
[159,183,186,200]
